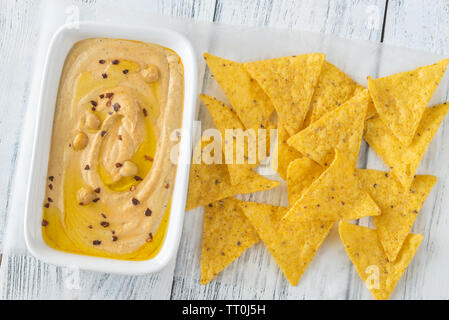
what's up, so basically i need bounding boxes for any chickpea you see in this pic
[77,187,95,205]
[119,160,138,177]
[72,132,88,150]
[85,113,100,130]
[141,65,159,83]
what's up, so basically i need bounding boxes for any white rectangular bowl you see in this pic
[24,21,198,275]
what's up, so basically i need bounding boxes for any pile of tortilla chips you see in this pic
[186,52,449,300]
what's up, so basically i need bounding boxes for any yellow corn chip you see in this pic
[355,169,436,262]
[310,61,364,123]
[272,122,302,180]
[286,158,324,206]
[186,141,279,211]
[283,148,380,223]
[238,200,333,285]
[365,103,449,188]
[287,89,369,167]
[244,53,325,136]
[338,221,423,300]
[203,53,275,130]
[201,198,260,284]
[200,94,257,185]
[367,59,449,146]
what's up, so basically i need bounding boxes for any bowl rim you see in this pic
[23,21,197,275]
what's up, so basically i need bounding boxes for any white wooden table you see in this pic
[1,0,449,299]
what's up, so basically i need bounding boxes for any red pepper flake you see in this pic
[117,135,122,141]
[105,92,114,99]
[41,219,49,226]
[132,198,140,205]
[94,187,101,193]
[84,164,90,170]
[90,100,98,107]
[88,225,93,229]
[101,213,107,218]
[44,203,50,208]
[48,197,53,202]
[92,198,100,203]
[92,240,101,245]
[101,130,107,137]
[48,184,53,190]
[145,208,152,216]
[112,59,120,65]
[134,176,143,181]
[146,233,153,242]
[115,162,122,168]
[144,155,153,161]
[102,73,108,79]
[99,94,105,99]
[113,103,120,112]
[142,108,148,117]
[112,236,118,241]
[122,69,129,74]
[385,173,389,177]
[164,183,170,189]
[98,59,106,64]
[48,176,54,181]
[100,221,110,228]
[373,184,377,188]
[236,241,241,246]
[91,106,96,111]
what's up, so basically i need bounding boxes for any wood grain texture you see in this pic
[2,0,449,300]
[0,0,42,249]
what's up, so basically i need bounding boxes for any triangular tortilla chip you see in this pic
[338,221,423,300]
[287,89,369,167]
[244,53,325,136]
[283,148,380,222]
[200,94,257,185]
[365,103,449,188]
[272,122,302,180]
[201,198,260,284]
[286,158,324,206]
[238,201,333,285]
[203,53,275,130]
[355,169,436,262]
[367,59,448,146]
[186,141,279,211]
[310,61,364,123]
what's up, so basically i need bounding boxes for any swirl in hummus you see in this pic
[42,38,183,260]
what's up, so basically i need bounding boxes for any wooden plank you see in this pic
[170,0,387,300]
[0,0,42,248]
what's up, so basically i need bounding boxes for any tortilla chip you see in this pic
[287,89,369,167]
[310,61,364,123]
[201,198,260,284]
[355,169,436,262]
[367,59,449,146]
[365,103,449,188]
[238,201,333,285]
[338,221,423,300]
[203,53,275,130]
[200,94,257,185]
[283,148,380,222]
[244,53,325,136]
[272,122,302,180]
[286,158,324,206]
[186,141,279,211]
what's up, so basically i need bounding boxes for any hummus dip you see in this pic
[42,38,183,260]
